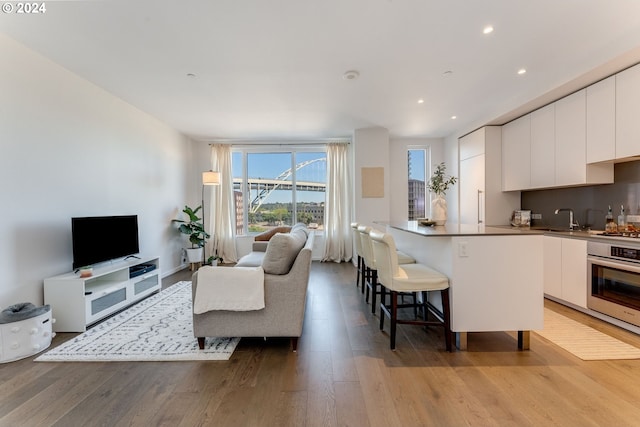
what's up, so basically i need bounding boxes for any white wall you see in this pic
[350,128,449,227]
[443,133,460,224]
[352,127,390,229]
[0,35,191,308]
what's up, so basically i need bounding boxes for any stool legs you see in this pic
[355,255,362,290]
[379,285,387,330]
[441,288,452,352]
[369,270,378,314]
[379,285,452,352]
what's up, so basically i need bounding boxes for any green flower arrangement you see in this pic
[427,162,457,196]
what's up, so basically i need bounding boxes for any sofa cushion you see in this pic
[261,229,307,275]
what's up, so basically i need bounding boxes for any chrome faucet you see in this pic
[555,208,580,230]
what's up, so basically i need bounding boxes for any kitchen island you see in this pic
[381,221,545,350]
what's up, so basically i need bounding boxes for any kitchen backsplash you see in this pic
[521,160,640,231]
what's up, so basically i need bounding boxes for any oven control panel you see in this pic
[611,246,640,261]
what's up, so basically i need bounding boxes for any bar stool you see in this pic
[357,225,377,311]
[350,222,365,293]
[369,229,452,351]
[357,225,415,315]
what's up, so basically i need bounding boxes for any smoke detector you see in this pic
[343,70,360,80]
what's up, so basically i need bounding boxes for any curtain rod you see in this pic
[208,141,350,146]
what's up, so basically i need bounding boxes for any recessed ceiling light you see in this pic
[517,68,527,75]
[343,70,360,80]
[417,99,424,104]
[443,70,453,77]
[483,25,494,34]
[186,73,197,78]
[451,115,457,120]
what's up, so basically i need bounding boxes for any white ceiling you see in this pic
[2,0,640,141]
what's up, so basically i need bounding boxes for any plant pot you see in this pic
[185,247,203,263]
[431,195,447,226]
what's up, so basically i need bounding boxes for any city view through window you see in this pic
[232,150,326,235]
[408,149,428,220]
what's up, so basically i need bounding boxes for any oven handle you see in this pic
[587,255,640,273]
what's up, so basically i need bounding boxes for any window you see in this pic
[232,147,326,235]
[407,148,429,220]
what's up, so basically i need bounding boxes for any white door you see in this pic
[460,154,485,225]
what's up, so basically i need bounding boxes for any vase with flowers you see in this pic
[427,162,457,225]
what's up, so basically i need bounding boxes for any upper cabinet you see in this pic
[616,63,640,159]
[502,115,531,191]
[530,104,555,188]
[555,89,586,186]
[502,84,616,191]
[586,76,615,163]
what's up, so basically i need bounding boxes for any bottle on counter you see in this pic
[606,205,618,233]
[618,205,627,232]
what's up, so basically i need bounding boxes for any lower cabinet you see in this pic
[543,236,587,308]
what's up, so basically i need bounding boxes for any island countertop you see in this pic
[380,221,544,237]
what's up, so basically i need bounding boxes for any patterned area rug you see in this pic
[535,308,640,360]
[36,281,239,362]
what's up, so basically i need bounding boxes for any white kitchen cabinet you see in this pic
[543,236,587,309]
[530,104,555,188]
[586,76,615,163]
[616,63,640,159]
[543,236,562,298]
[561,238,587,308]
[556,89,613,186]
[502,115,531,191]
[460,131,485,225]
[502,89,612,191]
[555,90,586,186]
[460,127,520,225]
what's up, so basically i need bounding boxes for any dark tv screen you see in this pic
[72,215,140,269]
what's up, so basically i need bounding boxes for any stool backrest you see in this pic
[350,222,363,257]
[369,230,400,288]
[357,225,376,269]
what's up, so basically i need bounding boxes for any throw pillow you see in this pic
[261,229,307,274]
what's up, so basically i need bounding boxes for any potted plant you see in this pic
[207,254,222,266]
[427,162,457,225]
[173,205,210,263]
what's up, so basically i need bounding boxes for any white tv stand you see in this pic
[44,255,161,332]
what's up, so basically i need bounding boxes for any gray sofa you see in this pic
[192,224,314,351]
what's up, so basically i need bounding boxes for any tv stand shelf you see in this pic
[44,256,160,332]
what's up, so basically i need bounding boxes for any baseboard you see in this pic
[162,263,190,278]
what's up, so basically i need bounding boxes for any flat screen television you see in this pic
[72,215,140,269]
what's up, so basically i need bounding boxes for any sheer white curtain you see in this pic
[209,144,238,263]
[322,142,353,263]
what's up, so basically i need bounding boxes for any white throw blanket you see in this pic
[193,266,265,313]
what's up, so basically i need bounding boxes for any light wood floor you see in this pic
[3,262,640,427]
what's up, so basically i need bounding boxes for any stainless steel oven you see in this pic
[587,241,640,327]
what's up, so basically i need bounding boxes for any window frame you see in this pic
[407,146,431,220]
[232,144,327,235]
